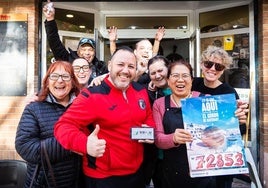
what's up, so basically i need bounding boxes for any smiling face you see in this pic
[134,39,153,69]
[201,55,225,83]
[108,48,137,91]
[72,58,92,87]
[48,65,73,105]
[77,44,95,63]
[168,64,192,99]
[149,59,168,89]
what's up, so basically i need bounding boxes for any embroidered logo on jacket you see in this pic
[108,105,117,111]
[138,99,146,110]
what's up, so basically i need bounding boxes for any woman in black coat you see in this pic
[15,61,82,188]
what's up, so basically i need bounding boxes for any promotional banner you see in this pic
[181,94,248,177]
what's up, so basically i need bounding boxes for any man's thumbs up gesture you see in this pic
[87,124,106,157]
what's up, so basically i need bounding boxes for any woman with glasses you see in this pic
[192,45,248,188]
[153,60,213,188]
[72,57,93,88]
[15,61,82,187]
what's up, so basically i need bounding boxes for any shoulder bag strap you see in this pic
[41,141,57,188]
[29,164,39,188]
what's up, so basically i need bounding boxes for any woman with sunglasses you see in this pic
[192,45,236,97]
[192,45,248,188]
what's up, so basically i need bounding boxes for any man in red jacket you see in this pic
[54,46,155,188]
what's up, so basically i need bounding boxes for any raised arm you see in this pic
[108,26,118,55]
[43,0,55,21]
[153,26,165,56]
[43,1,70,61]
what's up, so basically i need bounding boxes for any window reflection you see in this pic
[200,5,249,33]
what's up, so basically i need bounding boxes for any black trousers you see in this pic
[84,167,145,188]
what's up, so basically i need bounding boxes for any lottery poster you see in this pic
[181,93,249,177]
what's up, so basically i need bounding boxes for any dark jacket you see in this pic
[44,20,108,79]
[15,94,81,188]
[147,87,166,106]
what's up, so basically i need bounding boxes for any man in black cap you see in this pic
[43,2,108,82]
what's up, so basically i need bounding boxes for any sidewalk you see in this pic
[232,177,251,188]
[147,177,252,188]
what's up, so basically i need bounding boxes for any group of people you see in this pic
[15,1,248,188]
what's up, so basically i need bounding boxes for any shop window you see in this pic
[201,33,250,89]
[45,8,94,66]
[200,5,249,33]
[54,8,94,33]
[106,16,188,29]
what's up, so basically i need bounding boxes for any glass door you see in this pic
[189,28,201,77]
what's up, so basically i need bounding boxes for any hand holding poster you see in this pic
[181,93,248,177]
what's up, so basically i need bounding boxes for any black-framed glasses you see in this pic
[170,73,191,80]
[203,61,225,71]
[72,65,92,73]
[49,73,72,81]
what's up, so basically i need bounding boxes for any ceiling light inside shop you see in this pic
[177,25,187,29]
[129,25,137,29]
[66,14,74,18]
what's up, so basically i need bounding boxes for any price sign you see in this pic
[189,152,246,171]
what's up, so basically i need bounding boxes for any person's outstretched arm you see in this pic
[43,0,55,21]
[108,26,117,55]
[153,26,165,56]
[43,1,70,61]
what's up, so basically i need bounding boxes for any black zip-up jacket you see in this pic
[44,19,108,80]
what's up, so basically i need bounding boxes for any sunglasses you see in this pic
[203,61,225,71]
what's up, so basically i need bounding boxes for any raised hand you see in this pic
[43,0,55,21]
[153,26,165,55]
[108,26,117,42]
[108,26,117,55]
[155,26,165,42]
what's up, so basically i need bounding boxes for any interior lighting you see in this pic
[66,14,74,18]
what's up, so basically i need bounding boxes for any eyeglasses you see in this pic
[72,65,92,73]
[49,73,72,81]
[203,61,225,71]
[170,73,191,80]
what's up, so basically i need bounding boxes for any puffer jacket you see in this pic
[15,94,82,188]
